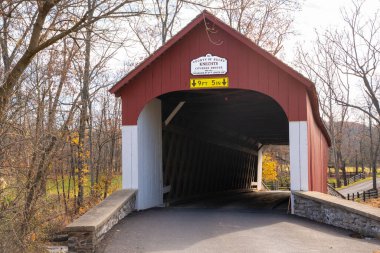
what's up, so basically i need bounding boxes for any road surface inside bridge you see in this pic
[98,191,380,253]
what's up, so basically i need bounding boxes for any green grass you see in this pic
[46,174,122,197]
[327,178,336,185]
[328,167,380,174]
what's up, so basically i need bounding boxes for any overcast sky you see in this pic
[114,0,380,73]
[284,0,380,61]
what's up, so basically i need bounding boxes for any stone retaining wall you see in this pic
[293,191,380,239]
[65,190,136,253]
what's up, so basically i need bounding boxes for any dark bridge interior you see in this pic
[160,89,289,204]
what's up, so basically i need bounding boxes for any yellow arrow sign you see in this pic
[190,77,229,89]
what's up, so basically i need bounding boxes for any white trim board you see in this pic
[289,121,309,191]
[122,125,138,190]
[257,145,263,191]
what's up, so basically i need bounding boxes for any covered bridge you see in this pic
[110,11,330,211]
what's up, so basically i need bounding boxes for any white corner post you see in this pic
[256,145,264,191]
[122,125,138,190]
[122,98,163,210]
[289,121,309,213]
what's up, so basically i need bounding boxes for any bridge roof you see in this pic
[110,10,314,94]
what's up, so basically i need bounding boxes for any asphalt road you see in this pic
[98,191,380,253]
[339,177,380,196]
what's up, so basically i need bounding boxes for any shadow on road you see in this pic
[171,190,290,212]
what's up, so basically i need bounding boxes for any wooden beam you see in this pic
[164,101,185,126]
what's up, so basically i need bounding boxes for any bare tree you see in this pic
[296,0,380,189]
[0,0,142,118]
[323,0,380,189]
[127,0,183,56]
[76,0,94,211]
[0,1,140,249]
[213,0,300,55]
[295,34,350,187]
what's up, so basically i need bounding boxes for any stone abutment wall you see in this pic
[66,190,136,253]
[293,191,380,239]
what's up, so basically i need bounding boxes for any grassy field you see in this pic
[328,166,380,174]
[46,174,122,198]
[328,173,379,191]
[328,166,379,187]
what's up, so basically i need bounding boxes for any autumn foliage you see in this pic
[262,154,278,182]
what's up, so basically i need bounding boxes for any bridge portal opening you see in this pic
[159,89,290,205]
[113,11,330,212]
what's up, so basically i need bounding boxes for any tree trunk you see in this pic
[60,165,68,214]
[372,126,380,189]
[355,151,358,175]
[372,159,377,190]
[76,0,93,210]
[342,161,347,186]
[89,101,94,195]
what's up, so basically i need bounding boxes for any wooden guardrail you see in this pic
[261,181,270,191]
[329,172,367,178]
[327,184,345,199]
[264,181,290,191]
[347,173,366,185]
[329,173,366,188]
[346,188,379,202]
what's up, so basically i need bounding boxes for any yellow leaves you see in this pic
[69,132,79,145]
[72,137,79,145]
[93,183,102,192]
[78,149,90,160]
[81,175,88,185]
[262,154,278,182]
[69,131,90,182]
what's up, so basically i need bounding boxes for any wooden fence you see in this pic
[327,184,346,199]
[264,181,290,191]
[329,172,367,178]
[330,173,366,188]
[346,189,379,202]
[347,173,366,185]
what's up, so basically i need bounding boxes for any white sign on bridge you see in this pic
[191,54,227,75]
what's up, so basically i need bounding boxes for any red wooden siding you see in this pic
[119,22,307,125]
[307,95,329,193]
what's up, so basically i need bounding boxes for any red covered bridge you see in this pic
[110,11,330,211]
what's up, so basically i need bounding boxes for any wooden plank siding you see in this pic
[119,22,307,125]
[307,95,329,193]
